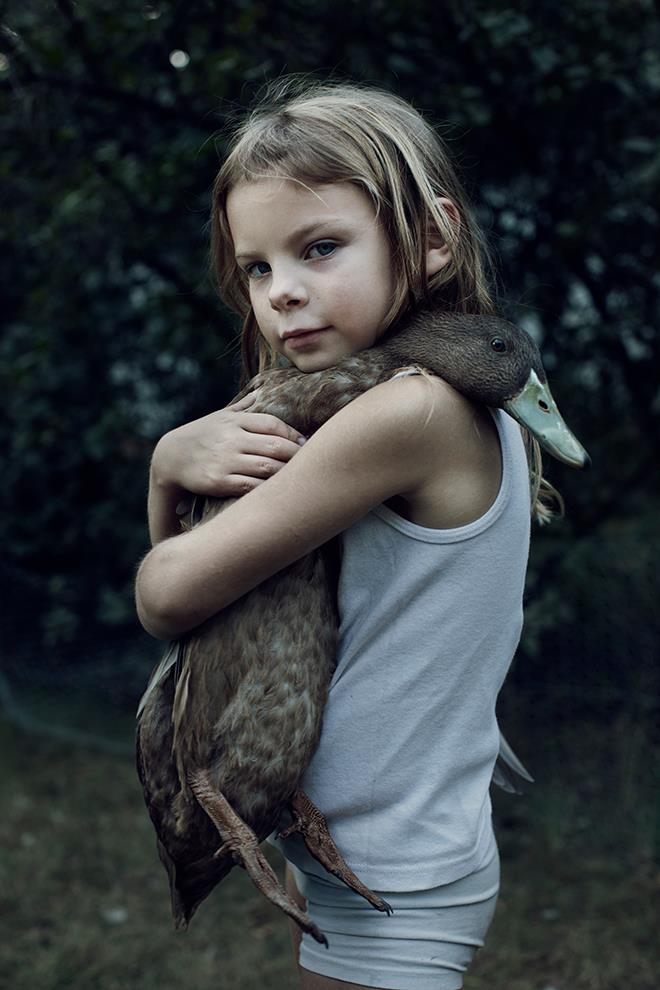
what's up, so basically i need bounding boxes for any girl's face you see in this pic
[226,179,396,372]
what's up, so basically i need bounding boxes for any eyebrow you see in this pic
[234,218,352,261]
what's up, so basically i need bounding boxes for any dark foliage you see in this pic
[1,1,658,729]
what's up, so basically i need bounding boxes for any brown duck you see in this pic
[136,307,588,945]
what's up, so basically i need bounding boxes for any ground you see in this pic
[0,714,656,990]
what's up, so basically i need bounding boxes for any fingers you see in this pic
[225,398,307,446]
[227,393,258,412]
[222,474,272,496]
[153,400,308,502]
[240,453,296,479]
[239,412,307,448]
[194,436,302,498]
[239,435,303,467]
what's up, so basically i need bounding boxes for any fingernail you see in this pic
[297,436,307,446]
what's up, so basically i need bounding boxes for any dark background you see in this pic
[1,2,658,988]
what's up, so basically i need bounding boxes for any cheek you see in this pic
[345,280,392,330]
[250,286,273,324]
[249,281,264,311]
[345,251,396,314]
[249,301,278,348]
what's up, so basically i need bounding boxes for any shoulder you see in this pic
[330,373,504,528]
[324,370,469,433]
[324,371,482,468]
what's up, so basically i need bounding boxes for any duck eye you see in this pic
[490,337,507,353]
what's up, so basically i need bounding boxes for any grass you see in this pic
[0,711,657,990]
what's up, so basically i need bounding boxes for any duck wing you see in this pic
[136,646,234,928]
[170,538,339,832]
[145,542,339,943]
[492,731,534,794]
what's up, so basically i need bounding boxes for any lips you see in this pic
[282,326,329,340]
[282,327,330,348]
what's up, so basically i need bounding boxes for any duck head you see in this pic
[380,309,590,469]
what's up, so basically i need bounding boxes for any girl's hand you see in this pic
[146,392,307,546]
[151,392,308,499]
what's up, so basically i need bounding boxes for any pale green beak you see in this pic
[503,370,590,468]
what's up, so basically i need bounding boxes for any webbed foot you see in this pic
[281,789,393,915]
[187,769,328,946]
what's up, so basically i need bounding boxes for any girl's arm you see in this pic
[135,375,463,640]
[147,396,307,545]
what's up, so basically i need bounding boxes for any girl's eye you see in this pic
[307,241,336,259]
[244,261,271,279]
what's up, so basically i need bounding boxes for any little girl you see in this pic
[136,80,546,990]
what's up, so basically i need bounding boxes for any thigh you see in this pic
[285,863,305,972]
[290,851,500,990]
[287,866,376,990]
[299,972,382,990]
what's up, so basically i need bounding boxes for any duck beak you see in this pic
[503,370,590,468]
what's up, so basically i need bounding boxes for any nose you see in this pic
[268,266,309,311]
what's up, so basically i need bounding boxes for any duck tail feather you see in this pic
[492,731,534,794]
[136,640,184,720]
[156,836,233,930]
[172,662,193,785]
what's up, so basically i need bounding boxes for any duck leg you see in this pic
[280,790,393,915]
[186,769,328,946]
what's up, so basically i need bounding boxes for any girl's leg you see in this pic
[300,969,377,990]
[300,974,383,990]
[284,863,305,978]
[285,864,375,990]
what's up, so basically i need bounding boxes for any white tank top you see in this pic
[271,408,531,890]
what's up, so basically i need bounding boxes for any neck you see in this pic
[376,310,466,387]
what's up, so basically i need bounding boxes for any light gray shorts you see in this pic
[289,847,500,990]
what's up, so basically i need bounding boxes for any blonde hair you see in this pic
[210,77,560,522]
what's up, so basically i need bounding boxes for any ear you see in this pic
[426,197,461,277]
